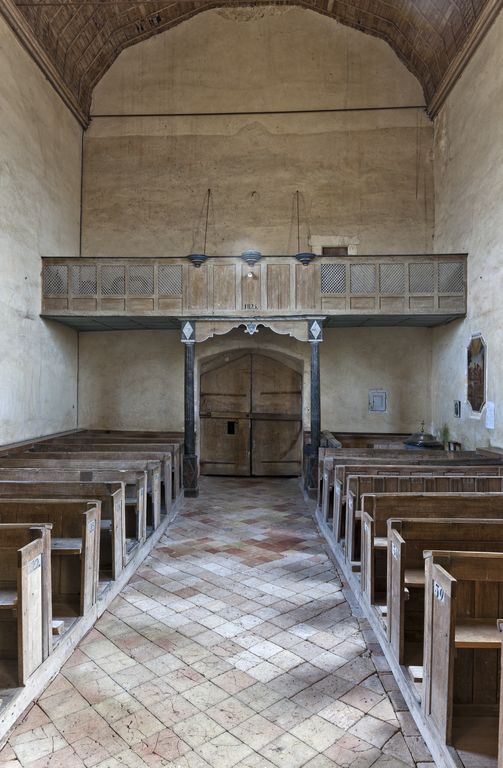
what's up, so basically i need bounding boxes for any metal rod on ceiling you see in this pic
[296,190,300,254]
[15,1,242,4]
[203,188,211,255]
[92,106,426,118]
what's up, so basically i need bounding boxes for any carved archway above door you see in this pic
[195,319,310,343]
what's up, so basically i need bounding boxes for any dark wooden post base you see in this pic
[305,319,323,493]
[181,321,199,498]
[183,455,199,497]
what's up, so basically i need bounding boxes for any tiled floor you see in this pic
[0,477,434,768]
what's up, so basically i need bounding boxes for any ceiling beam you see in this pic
[428,0,503,118]
[0,0,89,127]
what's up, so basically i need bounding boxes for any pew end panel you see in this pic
[0,533,46,687]
[387,526,406,661]
[388,518,503,670]
[423,550,503,761]
[358,492,503,622]
[0,500,101,624]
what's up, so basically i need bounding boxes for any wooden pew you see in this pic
[422,551,503,763]
[0,500,100,619]
[387,518,503,668]
[35,435,183,500]
[328,432,411,449]
[360,493,503,608]
[28,445,172,515]
[0,525,50,686]
[344,471,503,564]
[0,469,146,566]
[0,456,160,536]
[318,448,503,507]
[0,482,124,581]
[79,430,183,438]
[321,451,503,530]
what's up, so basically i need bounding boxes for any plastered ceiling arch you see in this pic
[3,0,499,125]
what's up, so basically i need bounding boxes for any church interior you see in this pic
[1,0,503,766]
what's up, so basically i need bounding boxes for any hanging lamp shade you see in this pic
[295,252,316,266]
[241,249,262,266]
[187,254,208,268]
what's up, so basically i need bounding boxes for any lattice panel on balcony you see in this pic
[380,263,405,294]
[438,262,464,293]
[350,264,376,294]
[43,265,68,296]
[101,265,125,295]
[128,265,154,296]
[71,266,97,296]
[159,265,183,296]
[321,264,346,294]
[409,262,434,293]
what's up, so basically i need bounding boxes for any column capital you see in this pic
[307,319,323,343]
[181,320,196,343]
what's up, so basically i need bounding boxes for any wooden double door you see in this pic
[200,353,302,476]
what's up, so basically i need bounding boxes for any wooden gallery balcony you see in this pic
[41,254,467,330]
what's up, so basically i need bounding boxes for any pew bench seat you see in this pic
[455,618,501,649]
[51,538,82,555]
[0,591,17,609]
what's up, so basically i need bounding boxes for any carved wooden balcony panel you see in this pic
[41,255,467,328]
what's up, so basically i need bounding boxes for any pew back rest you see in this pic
[325,448,490,460]
[0,500,100,538]
[362,493,503,537]
[337,463,503,491]
[388,517,503,569]
[347,472,503,507]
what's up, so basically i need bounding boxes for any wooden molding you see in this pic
[428,0,503,118]
[0,0,89,129]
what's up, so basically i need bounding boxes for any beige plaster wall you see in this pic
[78,327,431,435]
[78,8,434,436]
[83,6,433,258]
[0,18,82,445]
[431,10,503,449]
[322,328,431,433]
[78,331,184,430]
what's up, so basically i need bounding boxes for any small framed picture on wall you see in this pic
[467,334,486,413]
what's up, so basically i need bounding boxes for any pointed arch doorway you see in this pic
[199,351,303,476]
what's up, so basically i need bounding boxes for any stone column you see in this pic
[181,320,198,497]
[306,319,323,494]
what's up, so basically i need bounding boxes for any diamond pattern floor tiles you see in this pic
[0,477,435,768]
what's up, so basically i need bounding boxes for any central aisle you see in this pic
[2,478,433,768]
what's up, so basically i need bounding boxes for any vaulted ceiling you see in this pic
[2,0,502,126]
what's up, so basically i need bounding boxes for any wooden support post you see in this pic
[181,321,199,497]
[306,319,323,494]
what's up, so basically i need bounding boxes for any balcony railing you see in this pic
[41,254,467,324]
